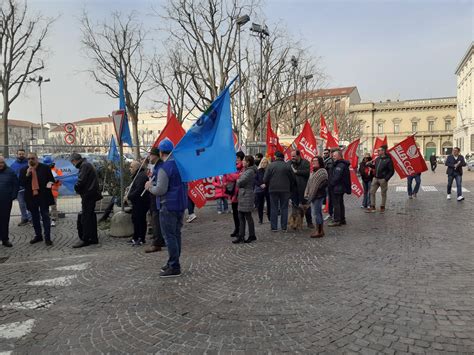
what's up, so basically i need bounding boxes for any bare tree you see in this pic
[0,0,53,157]
[80,11,153,158]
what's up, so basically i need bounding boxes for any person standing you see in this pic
[328,150,351,227]
[232,155,257,244]
[126,160,150,246]
[429,153,437,172]
[0,156,19,247]
[304,156,328,238]
[145,138,187,278]
[366,145,394,213]
[289,150,313,228]
[19,152,55,246]
[358,153,374,208]
[70,153,102,248]
[224,151,245,237]
[407,172,422,199]
[145,148,165,253]
[254,157,271,224]
[213,175,229,214]
[445,147,466,201]
[10,149,31,226]
[323,148,335,221]
[42,156,62,227]
[263,151,296,232]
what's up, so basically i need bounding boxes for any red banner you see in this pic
[371,135,387,159]
[266,112,283,159]
[325,130,339,149]
[344,138,360,169]
[388,135,428,179]
[284,120,318,161]
[152,113,186,148]
[333,118,339,145]
[350,168,363,198]
[320,114,328,140]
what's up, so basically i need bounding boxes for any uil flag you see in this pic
[284,120,318,161]
[350,168,363,198]
[152,111,185,148]
[266,112,283,159]
[388,135,428,179]
[107,135,120,164]
[325,130,339,149]
[118,73,133,146]
[320,114,328,140]
[232,131,240,152]
[172,77,238,182]
[372,136,387,159]
[344,138,360,169]
[333,118,339,144]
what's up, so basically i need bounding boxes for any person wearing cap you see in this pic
[263,150,296,232]
[70,153,102,248]
[145,138,187,278]
[43,156,63,227]
[144,147,166,253]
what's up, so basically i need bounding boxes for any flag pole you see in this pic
[119,140,124,212]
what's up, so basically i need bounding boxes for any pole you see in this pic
[259,32,263,142]
[119,141,124,212]
[305,80,309,120]
[292,66,297,135]
[238,25,242,146]
[39,83,44,140]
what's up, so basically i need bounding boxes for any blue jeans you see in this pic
[17,189,31,222]
[269,192,290,230]
[447,175,462,197]
[311,198,324,225]
[30,201,51,240]
[407,175,421,196]
[187,197,195,215]
[362,181,371,207]
[160,206,184,270]
[216,198,228,212]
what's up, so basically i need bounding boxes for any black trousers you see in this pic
[79,198,98,243]
[151,209,165,247]
[231,202,239,234]
[132,204,149,242]
[327,187,334,217]
[333,193,345,223]
[0,201,13,242]
[238,211,255,238]
[255,191,271,223]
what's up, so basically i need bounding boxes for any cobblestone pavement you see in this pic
[0,173,473,354]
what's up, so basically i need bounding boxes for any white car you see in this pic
[467,159,474,171]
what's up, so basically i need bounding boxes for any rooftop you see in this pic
[8,119,41,128]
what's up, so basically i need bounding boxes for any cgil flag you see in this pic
[320,114,329,140]
[284,120,318,161]
[172,77,238,182]
[266,112,284,159]
[344,138,360,169]
[118,73,133,146]
[372,135,387,159]
[388,135,428,179]
[107,135,120,163]
[325,130,339,149]
[350,168,363,198]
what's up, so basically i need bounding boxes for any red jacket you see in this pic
[224,162,243,203]
[212,176,226,199]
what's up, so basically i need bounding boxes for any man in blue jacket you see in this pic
[445,147,466,201]
[0,156,20,247]
[10,149,31,225]
[146,138,187,278]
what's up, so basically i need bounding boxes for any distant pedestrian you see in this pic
[445,147,466,201]
[70,153,102,248]
[254,157,271,224]
[366,145,394,213]
[358,153,374,208]
[429,153,437,172]
[126,160,150,246]
[224,151,245,237]
[10,149,31,226]
[328,150,351,227]
[304,156,328,238]
[0,156,19,247]
[213,175,229,214]
[19,152,55,246]
[407,172,421,199]
[289,150,313,228]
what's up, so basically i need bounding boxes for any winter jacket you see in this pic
[0,166,19,204]
[324,157,335,178]
[445,155,466,176]
[254,168,267,194]
[263,159,296,194]
[329,159,351,195]
[370,155,394,181]
[237,165,257,212]
[74,159,102,201]
[19,163,55,209]
[212,176,226,199]
[289,158,310,201]
[429,155,437,165]
[128,168,150,210]
[10,158,28,188]
[304,168,328,202]
[358,160,375,183]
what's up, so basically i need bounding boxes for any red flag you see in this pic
[344,139,360,169]
[284,120,318,161]
[371,135,387,159]
[266,112,283,159]
[187,180,207,208]
[325,130,339,149]
[152,112,185,148]
[350,168,363,198]
[320,114,328,140]
[388,135,428,179]
[167,98,172,123]
[333,118,339,144]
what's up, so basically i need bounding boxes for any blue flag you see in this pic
[119,73,133,146]
[172,77,238,182]
[107,135,120,163]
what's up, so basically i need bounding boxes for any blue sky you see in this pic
[9,0,474,123]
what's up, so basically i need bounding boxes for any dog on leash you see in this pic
[288,205,308,231]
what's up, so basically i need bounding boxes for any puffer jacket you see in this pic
[237,165,257,212]
[329,159,351,195]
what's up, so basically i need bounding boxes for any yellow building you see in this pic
[349,97,457,158]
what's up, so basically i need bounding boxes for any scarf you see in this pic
[31,166,40,196]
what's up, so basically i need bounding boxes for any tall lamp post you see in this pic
[291,56,298,135]
[303,74,313,120]
[28,75,50,142]
[250,23,269,142]
[236,15,250,147]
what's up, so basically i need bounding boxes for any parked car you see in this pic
[467,158,474,172]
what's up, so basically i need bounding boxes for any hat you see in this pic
[43,156,53,165]
[275,151,284,159]
[69,153,82,161]
[158,138,174,153]
[149,147,160,156]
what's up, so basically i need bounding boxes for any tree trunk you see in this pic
[2,92,10,158]
[128,111,140,159]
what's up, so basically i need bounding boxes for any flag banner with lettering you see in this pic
[388,135,428,179]
[188,180,208,208]
[350,168,363,198]
[320,114,328,140]
[266,112,284,159]
[118,73,133,146]
[325,130,339,149]
[333,118,339,144]
[344,138,360,169]
[284,120,318,161]
[372,135,387,159]
[173,77,237,182]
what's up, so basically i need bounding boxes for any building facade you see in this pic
[454,42,473,156]
[5,119,48,148]
[350,97,457,158]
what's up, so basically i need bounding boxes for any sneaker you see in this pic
[365,207,376,213]
[17,220,29,227]
[217,211,222,215]
[161,263,169,271]
[324,215,331,221]
[45,240,53,246]
[271,229,278,233]
[379,206,385,213]
[159,268,181,278]
[131,240,142,246]
[408,195,413,199]
[360,205,365,209]
[127,239,135,244]
[51,220,56,227]
[457,196,464,201]
[328,221,342,227]
[447,194,451,200]
[30,237,43,244]
[186,214,197,223]
[2,240,13,247]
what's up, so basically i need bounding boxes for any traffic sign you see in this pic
[64,123,76,133]
[64,133,75,145]
[112,110,125,145]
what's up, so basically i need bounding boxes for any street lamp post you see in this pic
[28,76,50,142]
[291,56,298,135]
[236,15,250,147]
[303,74,313,121]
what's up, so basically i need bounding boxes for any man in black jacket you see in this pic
[70,153,102,248]
[328,150,351,227]
[0,156,19,247]
[366,145,394,213]
[429,153,437,172]
[445,147,466,201]
[19,152,55,246]
[126,160,150,246]
[289,150,313,228]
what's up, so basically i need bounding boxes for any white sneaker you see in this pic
[186,214,197,223]
[447,194,451,200]
[51,220,56,227]
[457,196,464,201]
[217,211,222,215]
[324,215,331,221]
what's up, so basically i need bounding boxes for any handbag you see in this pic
[225,181,236,196]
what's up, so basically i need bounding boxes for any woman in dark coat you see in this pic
[254,157,271,224]
[126,161,150,245]
[358,153,374,209]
